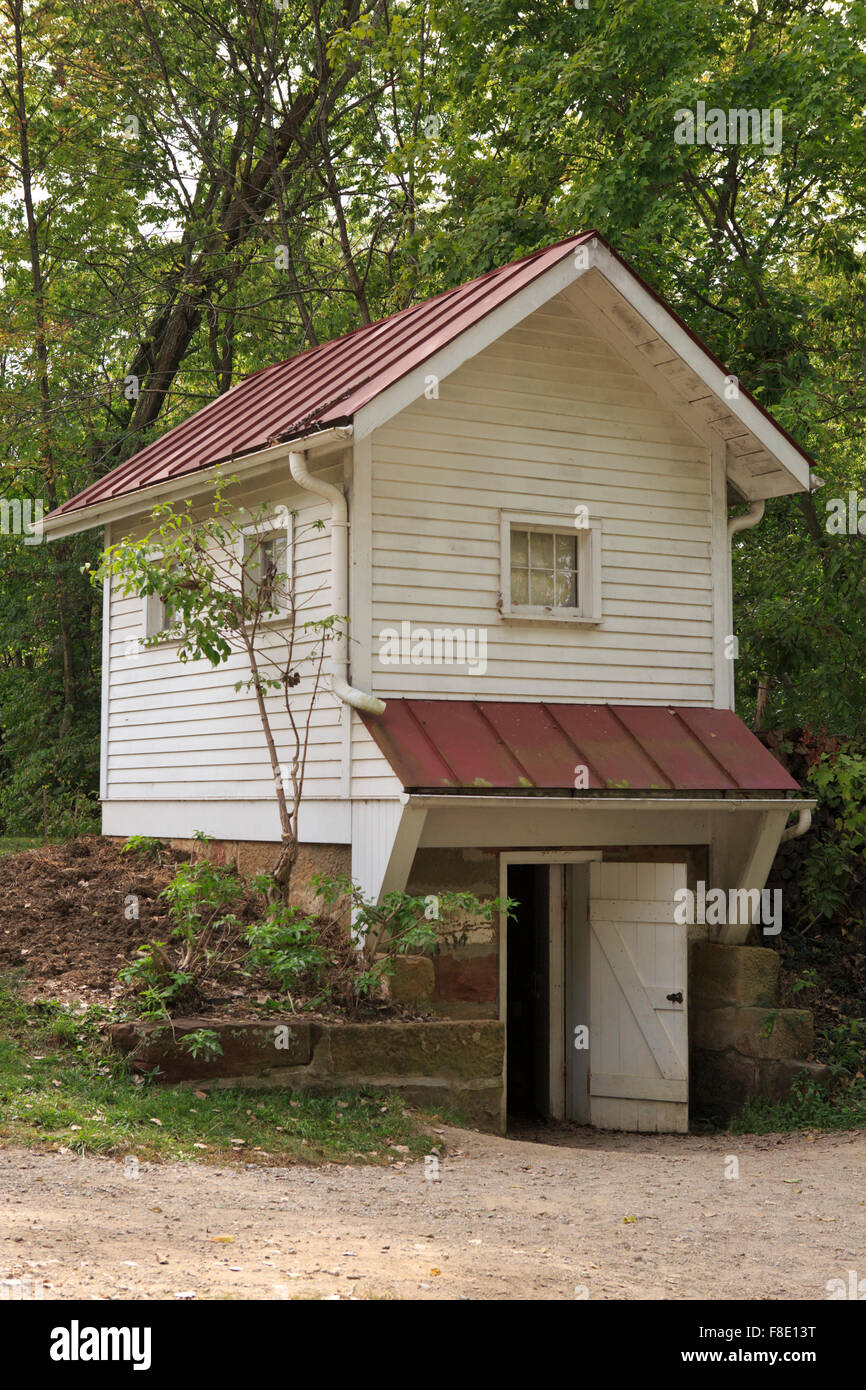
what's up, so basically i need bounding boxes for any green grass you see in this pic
[0,836,42,856]
[728,1074,866,1133]
[0,972,440,1166]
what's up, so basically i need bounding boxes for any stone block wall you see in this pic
[689,942,831,1120]
[110,1017,506,1132]
[167,838,351,916]
[404,848,500,1019]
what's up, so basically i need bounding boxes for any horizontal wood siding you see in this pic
[350,716,403,800]
[369,292,714,703]
[105,464,346,805]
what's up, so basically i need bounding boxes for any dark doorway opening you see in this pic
[506,863,550,1121]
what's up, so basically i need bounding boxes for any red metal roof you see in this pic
[48,234,596,520]
[359,701,800,793]
[48,228,817,525]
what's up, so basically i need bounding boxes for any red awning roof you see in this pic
[359,701,799,793]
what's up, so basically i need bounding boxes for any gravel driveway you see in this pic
[2,1125,864,1300]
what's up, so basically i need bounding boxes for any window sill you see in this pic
[145,611,292,646]
[500,608,602,626]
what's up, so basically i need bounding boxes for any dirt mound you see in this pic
[0,837,259,1009]
[0,837,425,1022]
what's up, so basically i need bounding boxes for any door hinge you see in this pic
[666,991,683,1004]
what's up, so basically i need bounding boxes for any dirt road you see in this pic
[1,1125,864,1300]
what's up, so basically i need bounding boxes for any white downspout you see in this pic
[725,500,766,711]
[781,807,812,842]
[289,449,385,715]
[727,499,765,541]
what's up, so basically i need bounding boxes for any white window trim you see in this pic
[499,508,602,624]
[237,506,294,623]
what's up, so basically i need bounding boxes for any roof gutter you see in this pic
[288,449,385,716]
[42,427,353,541]
[404,794,816,811]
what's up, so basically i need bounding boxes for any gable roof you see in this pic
[44,231,817,535]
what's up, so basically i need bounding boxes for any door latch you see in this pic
[666,991,683,1004]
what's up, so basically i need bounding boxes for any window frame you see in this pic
[499,508,602,624]
[237,507,294,623]
[141,548,179,643]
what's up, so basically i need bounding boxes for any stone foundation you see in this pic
[110,1017,506,1133]
[168,839,351,916]
[689,942,832,1121]
[405,848,500,1018]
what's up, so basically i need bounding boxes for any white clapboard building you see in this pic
[46,234,818,1131]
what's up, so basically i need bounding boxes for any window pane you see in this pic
[554,568,577,607]
[162,564,179,629]
[554,532,577,607]
[508,524,585,610]
[244,532,289,610]
[554,532,577,566]
[242,537,258,602]
[511,567,529,604]
[262,534,286,570]
[530,531,553,567]
[263,535,288,607]
[511,529,529,566]
[530,570,555,605]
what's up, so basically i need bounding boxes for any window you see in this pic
[500,509,601,623]
[510,528,578,608]
[143,558,179,640]
[241,512,292,617]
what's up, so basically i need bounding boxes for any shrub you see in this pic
[120,854,247,1018]
[244,904,329,996]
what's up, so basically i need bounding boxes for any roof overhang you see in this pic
[405,793,814,810]
[42,426,352,541]
[353,237,814,501]
[576,242,815,500]
[360,700,801,794]
[45,230,817,538]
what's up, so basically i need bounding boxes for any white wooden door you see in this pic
[588,862,688,1133]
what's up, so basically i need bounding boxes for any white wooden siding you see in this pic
[105,465,346,808]
[350,716,402,800]
[368,290,714,704]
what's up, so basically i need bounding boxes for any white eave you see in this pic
[41,427,352,541]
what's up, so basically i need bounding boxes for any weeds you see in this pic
[120,857,248,1018]
[730,1072,866,1133]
